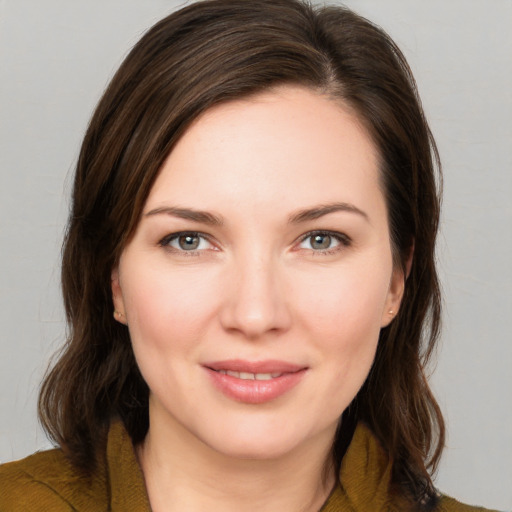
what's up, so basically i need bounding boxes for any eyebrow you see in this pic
[288,202,369,224]
[144,206,224,226]
[144,201,368,226]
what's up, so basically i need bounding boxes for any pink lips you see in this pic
[203,359,307,404]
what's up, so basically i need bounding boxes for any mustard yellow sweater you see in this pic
[0,420,496,511]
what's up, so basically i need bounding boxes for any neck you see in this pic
[137,404,337,512]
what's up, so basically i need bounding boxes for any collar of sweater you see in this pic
[106,419,401,512]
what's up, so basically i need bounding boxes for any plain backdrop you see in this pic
[0,1,511,510]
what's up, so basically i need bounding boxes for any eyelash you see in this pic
[297,230,352,255]
[158,230,352,256]
[159,231,215,256]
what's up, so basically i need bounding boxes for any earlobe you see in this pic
[111,268,127,325]
[381,242,414,327]
[381,265,406,328]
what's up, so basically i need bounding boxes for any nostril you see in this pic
[218,262,292,338]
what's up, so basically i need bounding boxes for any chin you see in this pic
[196,415,333,462]
[208,434,303,461]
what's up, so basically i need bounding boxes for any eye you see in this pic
[297,231,350,253]
[160,232,214,253]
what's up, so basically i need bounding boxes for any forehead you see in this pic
[145,86,382,219]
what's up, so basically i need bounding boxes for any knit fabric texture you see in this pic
[0,420,497,511]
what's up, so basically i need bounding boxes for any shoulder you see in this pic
[0,448,107,511]
[437,494,502,512]
[335,422,500,512]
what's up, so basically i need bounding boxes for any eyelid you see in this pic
[159,231,217,253]
[298,229,351,244]
[296,230,352,252]
[158,229,351,255]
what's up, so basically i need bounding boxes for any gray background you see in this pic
[0,1,510,509]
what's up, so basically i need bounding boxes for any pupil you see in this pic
[312,234,331,250]
[179,235,199,250]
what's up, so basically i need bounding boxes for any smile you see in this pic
[203,360,307,404]
[215,370,283,380]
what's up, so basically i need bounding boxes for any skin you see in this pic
[111,86,406,512]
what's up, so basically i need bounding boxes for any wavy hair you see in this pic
[39,1,444,508]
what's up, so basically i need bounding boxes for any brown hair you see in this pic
[39,0,444,508]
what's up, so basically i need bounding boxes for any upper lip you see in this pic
[203,359,306,374]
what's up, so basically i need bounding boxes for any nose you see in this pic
[219,252,292,340]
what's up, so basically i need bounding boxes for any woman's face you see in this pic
[112,86,405,460]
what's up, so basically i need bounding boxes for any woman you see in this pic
[0,0,498,510]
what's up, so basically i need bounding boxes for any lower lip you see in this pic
[204,368,307,404]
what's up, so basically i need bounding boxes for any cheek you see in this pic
[296,262,390,338]
[293,263,390,392]
[120,263,224,405]
[121,263,222,355]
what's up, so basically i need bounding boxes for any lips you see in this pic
[215,370,283,380]
[203,359,307,404]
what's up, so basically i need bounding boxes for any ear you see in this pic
[381,265,406,327]
[111,268,127,325]
[381,244,413,327]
